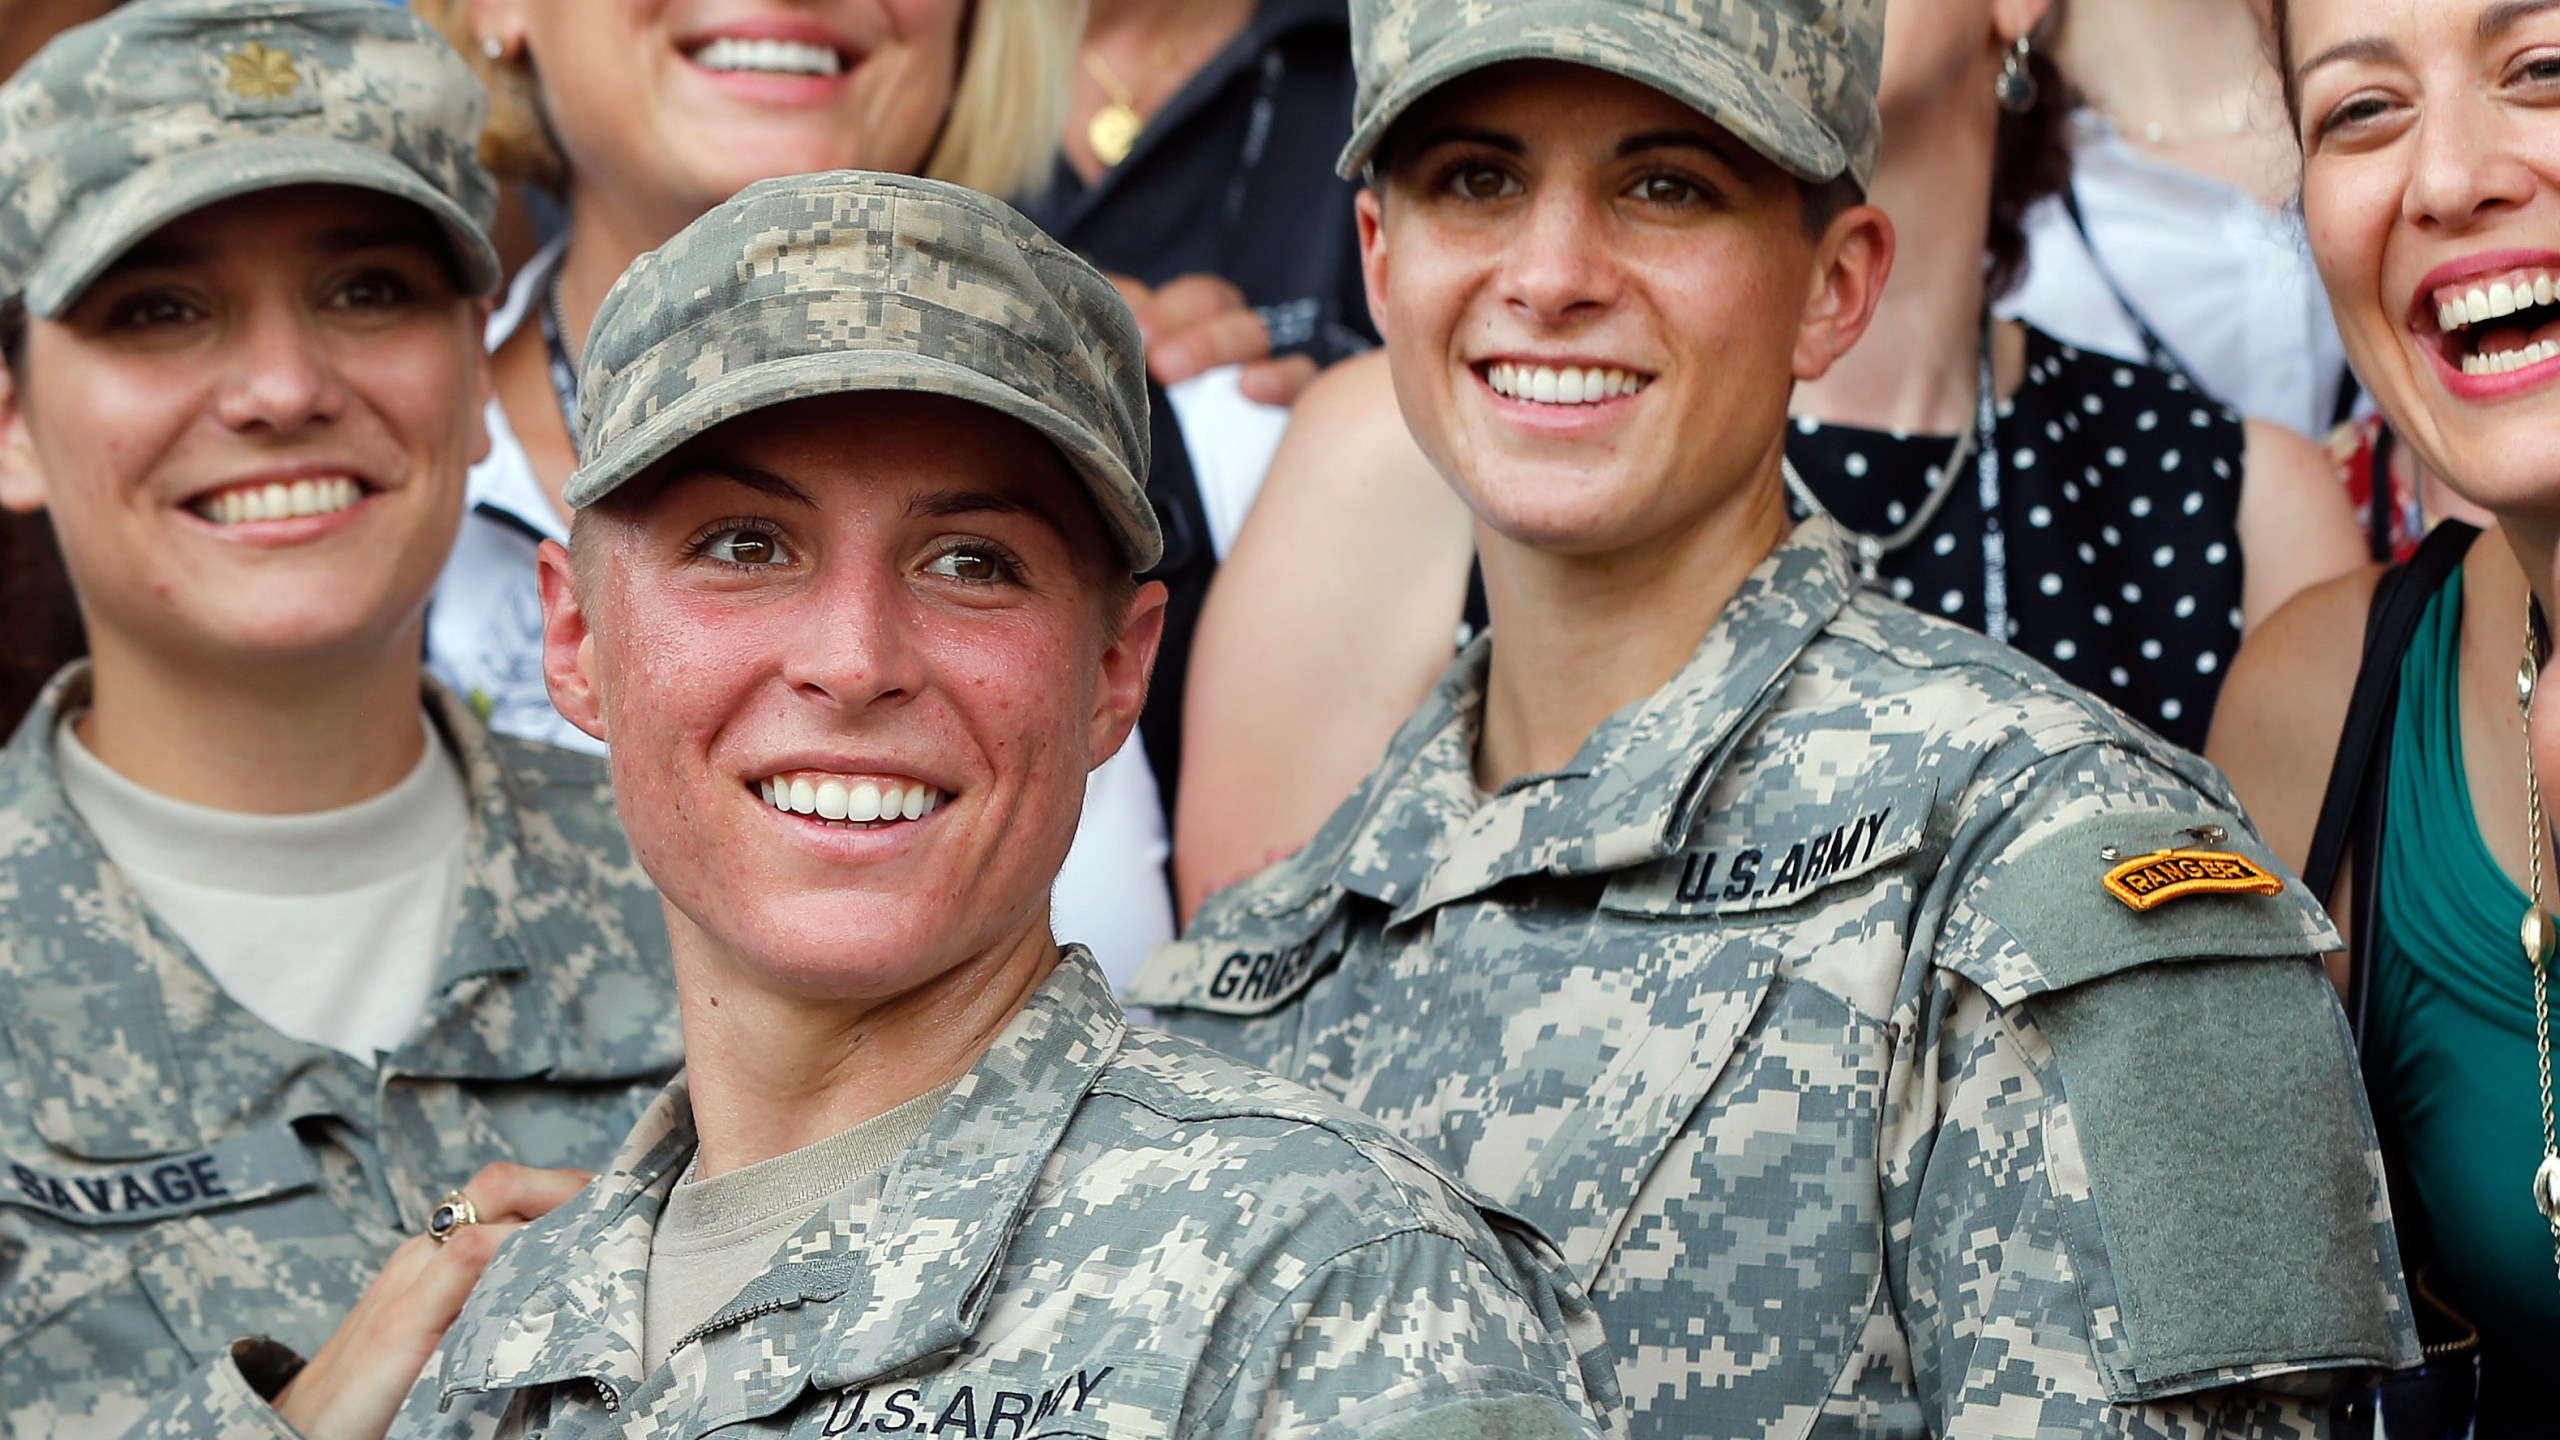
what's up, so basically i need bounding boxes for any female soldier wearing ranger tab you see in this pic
[1132,0,2420,1434]
[0,2,681,1434]
[366,169,1616,1440]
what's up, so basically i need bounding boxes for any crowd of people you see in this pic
[0,0,2554,1436]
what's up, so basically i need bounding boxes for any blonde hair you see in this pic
[410,0,1078,203]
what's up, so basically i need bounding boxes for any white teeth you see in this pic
[2468,287,2493,324]
[814,778,849,821]
[2440,299,2464,332]
[193,475,364,525]
[2540,276,2556,308]
[1486,362,1650,406]
[756,772,948,825]
[2439,271,2560,331]
[691,36,842,77]
[2491,281,2519,318]
[2459,337,2560,375]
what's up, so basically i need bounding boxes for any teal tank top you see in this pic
[2369,566,2560,1349]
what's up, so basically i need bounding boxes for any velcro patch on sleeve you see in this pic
[2031,959,2405,1397]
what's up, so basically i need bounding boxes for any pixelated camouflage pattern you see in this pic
[0,666,682,1438]
[566,171,1163,573]
[1134,519,2419,1440]
[391,949,1620,1440]
[0,0,499,318]
[1340,0,1883,186]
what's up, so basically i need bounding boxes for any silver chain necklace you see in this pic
[1783,311,1998,589]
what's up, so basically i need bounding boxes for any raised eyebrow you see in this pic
[2294,35,2400,89]
[905,487,1072,533]
[2483,0,2560,39]
[1616,129,1741,167]
[1404,126,1527,158]
[312,224,445,259]
[668,462,820,508]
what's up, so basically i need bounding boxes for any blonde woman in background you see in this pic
[416,0,1222,990]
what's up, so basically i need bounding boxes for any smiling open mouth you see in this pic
[1481,362,1653,406]
[685,36,847,78]
[2434,269,2560,376]
[755,770,947,826]
[190,476,365,525]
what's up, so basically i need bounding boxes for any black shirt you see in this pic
[1023,0,1372,367]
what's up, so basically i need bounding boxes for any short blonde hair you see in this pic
[411,0,1077,202]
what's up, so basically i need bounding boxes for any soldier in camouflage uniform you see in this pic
[0,2,681,1434]
[369,169,1619,1440]
[1130,2,2423,1436]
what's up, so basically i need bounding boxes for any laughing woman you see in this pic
[2206,0,2560,1426]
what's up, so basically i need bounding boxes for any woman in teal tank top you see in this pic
[2368,571,2560,1360]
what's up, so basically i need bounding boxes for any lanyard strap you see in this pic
[540,268,583,462]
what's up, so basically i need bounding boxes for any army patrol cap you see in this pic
[1341,0,1885,190]
[0,0,501,320]
[567,171,1162,573]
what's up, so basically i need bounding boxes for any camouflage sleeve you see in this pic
[1189,1227,1614,1440]
[1881,740,2411,1436]
[115,1342,306,1440]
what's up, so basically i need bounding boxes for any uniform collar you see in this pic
[1316,520,1858,922]
[439,949,1130,1424]
[0,665,630,1160]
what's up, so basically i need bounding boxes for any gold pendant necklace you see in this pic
[1082,47,1145,168]
[2516,603,2560,1278]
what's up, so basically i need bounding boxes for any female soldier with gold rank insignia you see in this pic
[0,2,681,1433]
[1133,0,2422,1435]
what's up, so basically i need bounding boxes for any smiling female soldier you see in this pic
[0,3,680,1434]
[368,169,1616,1440]
[1132,0,2419,1434]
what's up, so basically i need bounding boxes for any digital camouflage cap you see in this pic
[0,0,501,319]
[1341,0,1885,189]
[566,171,1162,574]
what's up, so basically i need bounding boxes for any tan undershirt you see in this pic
[642,1081,957,1371]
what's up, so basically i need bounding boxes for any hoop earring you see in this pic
[1995,36,2038,114]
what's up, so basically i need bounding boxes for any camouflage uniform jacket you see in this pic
[1133,519,2420,1439]
[0,666,683,1439]
[390,950,1621,1440]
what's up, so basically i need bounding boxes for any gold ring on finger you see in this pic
[425,1190,479,1244]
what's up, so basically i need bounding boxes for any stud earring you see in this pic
[1995,36,2038,114]
[479,34,507,62]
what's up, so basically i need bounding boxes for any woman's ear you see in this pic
[1088,579,1169,772]
[0,365,51,515]
[1792,202,1895,384]
[538,537,610,745]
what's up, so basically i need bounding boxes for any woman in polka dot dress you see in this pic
[1782,0,2364,752]
[1163,0,2367,904]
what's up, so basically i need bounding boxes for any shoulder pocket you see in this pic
[1600,781,1934,917]
[1955,808,2337,1005]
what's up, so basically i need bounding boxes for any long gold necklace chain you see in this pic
[1081,3,1219,168]
[2518,601,2560,1284]
[1081,47,1145,167]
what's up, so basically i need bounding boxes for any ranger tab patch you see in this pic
[2103,848,2284,912]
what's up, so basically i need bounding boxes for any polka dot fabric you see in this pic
[1786,326,2245,751]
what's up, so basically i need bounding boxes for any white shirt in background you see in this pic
[2005,112,2353,441]
[54,713,469,1064]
